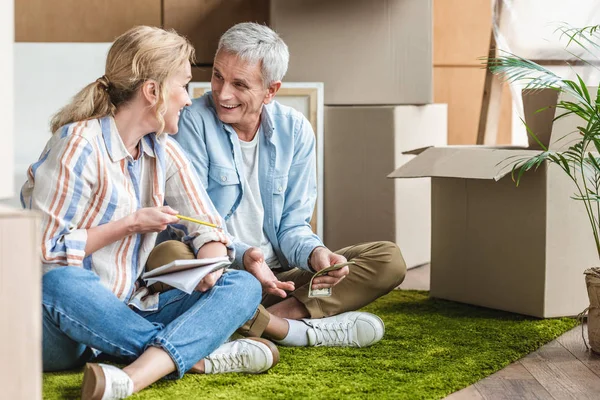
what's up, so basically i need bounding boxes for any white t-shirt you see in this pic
[226,130,281,269]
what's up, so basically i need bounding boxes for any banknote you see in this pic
[308,261,356,298]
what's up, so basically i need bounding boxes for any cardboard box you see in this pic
[270,0,432,105]
[324,105,447,268]
[434,67,513,145]
[191,66,213,82]
[164,0,270,64]
[434,0,492,67]
[15,0,161,42]
[0,206,41,399]
[389,89,597,317]
[1,0,13,200]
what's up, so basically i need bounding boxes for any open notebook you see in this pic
[142,256,231,294]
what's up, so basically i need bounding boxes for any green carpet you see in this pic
[43,290,578,399]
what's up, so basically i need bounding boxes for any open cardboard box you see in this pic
[389,89,598,317]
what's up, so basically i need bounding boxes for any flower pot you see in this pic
[585,267,600,353]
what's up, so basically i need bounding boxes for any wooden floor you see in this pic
[399,264,600,400]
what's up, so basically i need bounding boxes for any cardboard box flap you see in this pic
[522,88,597,151]
[522,89,558,150]
[388,147,536,181]
[402,146,432,155]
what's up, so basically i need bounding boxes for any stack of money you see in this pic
[308,261,356,298]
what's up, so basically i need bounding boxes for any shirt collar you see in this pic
[101,116,156,162]
[140,135,157,158]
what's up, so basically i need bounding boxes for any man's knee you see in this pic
[368,241,407,290]
[147,240,195,269]
[146,240,196,292]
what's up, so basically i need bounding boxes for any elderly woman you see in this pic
[22,26,277,400]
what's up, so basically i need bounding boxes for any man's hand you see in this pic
[309,246,349,290]
[244,247,295,298]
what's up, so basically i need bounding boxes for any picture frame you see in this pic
[188,82,324,238]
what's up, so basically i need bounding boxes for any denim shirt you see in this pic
[174,93,323,271]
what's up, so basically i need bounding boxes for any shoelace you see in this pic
[311,322,354,346]
[209,350,250,373]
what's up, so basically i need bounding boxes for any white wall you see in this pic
[0,0,14,200]
[1,43,111,207]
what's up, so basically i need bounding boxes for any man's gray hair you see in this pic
[217,22,289,86]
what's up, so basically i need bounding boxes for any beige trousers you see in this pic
[147,241,407,338]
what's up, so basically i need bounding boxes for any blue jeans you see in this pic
[42,267,261,379]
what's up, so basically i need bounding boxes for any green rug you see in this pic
[43,290,578,399]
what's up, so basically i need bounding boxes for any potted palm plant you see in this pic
[488,24,600,352]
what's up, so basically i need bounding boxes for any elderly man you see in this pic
[169,22,406,348]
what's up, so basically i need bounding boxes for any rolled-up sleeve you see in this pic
[163,138,235,259]
[24,131,96,269]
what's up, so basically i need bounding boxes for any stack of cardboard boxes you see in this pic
[15,0,270,83]
[271,0,447,268]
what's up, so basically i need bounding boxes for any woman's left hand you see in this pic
[195,269,224,292]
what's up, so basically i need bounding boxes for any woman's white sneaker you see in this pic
[205,338,279,374]
[81,363,134,400]
[303,311,385,347]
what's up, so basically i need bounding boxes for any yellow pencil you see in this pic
[176,214,222,230]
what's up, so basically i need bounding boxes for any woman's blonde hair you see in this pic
[50,26,195,135]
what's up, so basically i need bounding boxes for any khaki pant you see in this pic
[147,241,407,338]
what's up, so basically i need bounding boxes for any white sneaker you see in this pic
[205,338,279,374]
[303,311,385,348]
[81,363,134,400]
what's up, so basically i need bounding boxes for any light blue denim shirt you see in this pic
[174,92,323,271]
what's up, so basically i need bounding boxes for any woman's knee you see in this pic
[42,267,95,303]
[225,270,262,313]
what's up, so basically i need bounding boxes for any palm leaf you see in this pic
[556,24,600,61]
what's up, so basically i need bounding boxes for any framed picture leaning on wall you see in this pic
[188,82,324,238]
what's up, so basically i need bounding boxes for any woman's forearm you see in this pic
[196,241,228,259]
[85,216,132,255]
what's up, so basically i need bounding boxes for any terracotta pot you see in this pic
[585,267,600,353]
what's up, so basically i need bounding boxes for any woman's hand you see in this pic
[195,241,228,292]
[195,269,224,292]
[86,206,178,255]
[127,206,180,234]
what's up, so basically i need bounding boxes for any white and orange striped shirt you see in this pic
[21,116,233,310]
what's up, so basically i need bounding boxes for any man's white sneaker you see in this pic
[81,363,134,400]
[205,338,279,374]
[303,311,385,348]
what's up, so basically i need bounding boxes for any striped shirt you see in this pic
[21,116,233,310]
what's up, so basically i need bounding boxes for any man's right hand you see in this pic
[243,247,295,298]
